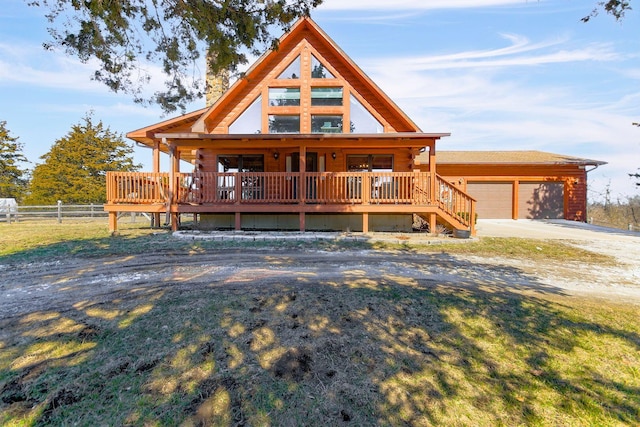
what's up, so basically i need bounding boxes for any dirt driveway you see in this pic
[1,220,639,325]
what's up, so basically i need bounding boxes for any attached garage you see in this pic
[518,182,564,219]
[417,151,607,222]
[466,182,513,219]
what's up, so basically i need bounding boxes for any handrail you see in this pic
[435,175,476,231]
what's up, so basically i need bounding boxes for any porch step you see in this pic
[417,210,470,235]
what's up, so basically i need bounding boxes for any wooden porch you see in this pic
[104,171,476,235]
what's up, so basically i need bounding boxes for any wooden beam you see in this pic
[362,212,369,233]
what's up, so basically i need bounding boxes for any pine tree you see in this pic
[0,121,29,202]
[31,0,322,113]
[25,114,140,205]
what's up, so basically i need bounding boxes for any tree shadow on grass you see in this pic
[1,248,639,426]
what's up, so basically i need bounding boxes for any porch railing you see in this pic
[106,171,475,229]
[106,172,169,204]
[171,171,433,205]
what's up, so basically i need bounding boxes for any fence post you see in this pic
[91,203,94,218]
[57,200,62,223]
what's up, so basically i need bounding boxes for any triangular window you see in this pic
[350,95,383,133]
[229,96,262,134]
[278,56,301,79]
[311,55,334,79]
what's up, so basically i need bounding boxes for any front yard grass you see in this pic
[0,219,635,426]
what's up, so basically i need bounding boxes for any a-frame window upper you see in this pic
[311,54,335,79]
[278,56,301,79]
[200,18,420,136]
[260,50,384,135]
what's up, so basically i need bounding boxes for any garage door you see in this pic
[518,182,564,219]
[467,182,513,219]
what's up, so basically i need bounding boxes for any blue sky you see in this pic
[1,0,639,202]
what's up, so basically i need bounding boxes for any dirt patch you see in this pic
[271,347,313,382]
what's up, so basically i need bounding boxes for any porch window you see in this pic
[350,94,384,133]
[347,155,393,172]
[346,155,394,200]
[311,55,334,79]
[229,96,262,134]
[269,88,301,106]
[311,115,343,133]
[217,155,265,200]
[268,115,300,133]
[278,56,301,79]
[311,87,343,106]
[217,155,264,173]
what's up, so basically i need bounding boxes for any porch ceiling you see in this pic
[153,132,448,150]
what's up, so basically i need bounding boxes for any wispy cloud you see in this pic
[0,42,193,97]
[362,35,619,73]
[319,0,525,11]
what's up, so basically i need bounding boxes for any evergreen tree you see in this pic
[0,121,29,202]
[583,1,632,22]
[31,0,322,113]
[25,115,140,204]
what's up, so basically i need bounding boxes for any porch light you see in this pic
[273,151,280,160]
[332,152,337,160]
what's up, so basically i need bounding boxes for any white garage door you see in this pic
[518,182,564,219]
[467,182,513,219]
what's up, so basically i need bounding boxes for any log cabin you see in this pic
[104,17,604,236]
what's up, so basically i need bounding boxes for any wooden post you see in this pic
[152,140,161,173]
[299,146,306,204]
[362,212,369,233]
[57,200,62,223]
[429,142,436,204]
[512,180,519,220]
[429,213,437,235]
[299,212,306,232]
[108,211,118,232]
[362,173,371,205]
[152,140,162,228]
[235,212,241,230]
[171,213,179,231]
[167,139,176,230]
[470,200,477,237]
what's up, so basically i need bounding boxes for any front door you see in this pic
[291,152,318,172]
[291,152,318,200]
